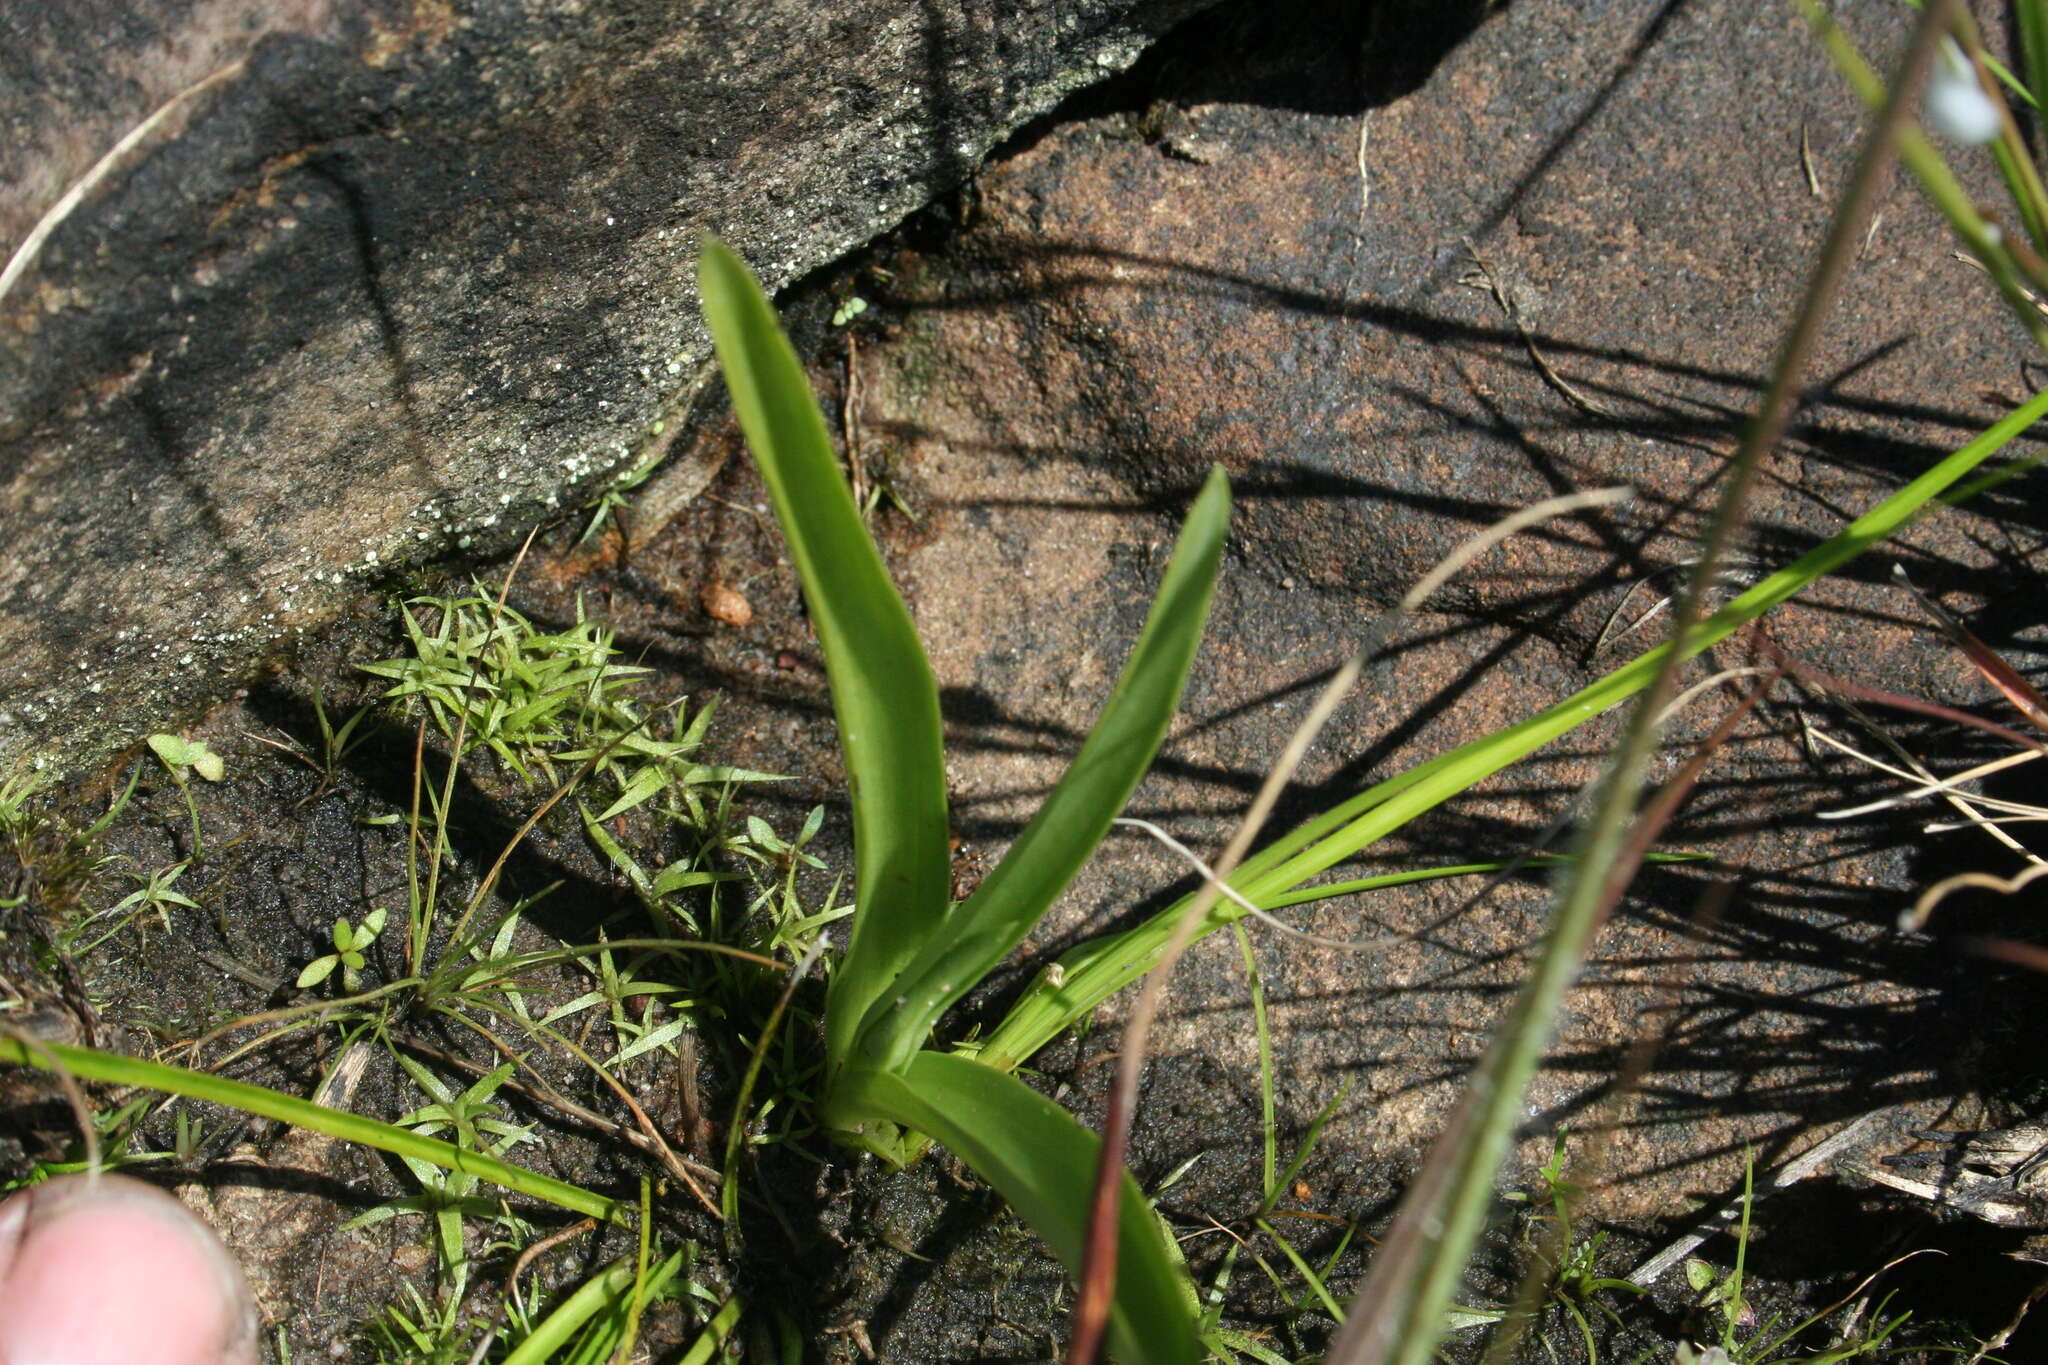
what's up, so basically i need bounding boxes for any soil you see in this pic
[7,0,2048,1361]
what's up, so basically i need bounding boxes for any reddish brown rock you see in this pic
[700,580,753,628]
[647,0,2041,1257]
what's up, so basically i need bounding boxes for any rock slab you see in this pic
[0,0,1210,776]
[652,0,2042,1258]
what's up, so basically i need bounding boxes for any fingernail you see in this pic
[0,1174,257,1365]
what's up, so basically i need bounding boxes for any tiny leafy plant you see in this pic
[297,906,390,991]
[1496,1133,1647,1363]
[146,732,224,784]
[345,1055,539,1301]
[147,731,222,857]
[72,856,200,952]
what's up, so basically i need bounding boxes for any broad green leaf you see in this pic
[976,381,2048,1076]
[698,237,951,1081]
[851,466,1230,1074]
[147,733,223,781]
[843,1051,1202,1365]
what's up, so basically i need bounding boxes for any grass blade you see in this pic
[1331,5,1947,1356]
[851,467,1230,1074]
[2023,0,2048,134]
[1802,0,2048,353]
[697,237,952,1082]
[974,381,2048,1075]
[500,1248,687,1365]
[0,1037,622,1223]
[675,1295,744,1365]
[843,1051,1202,1365]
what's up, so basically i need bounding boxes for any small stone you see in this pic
[702,581,753,627]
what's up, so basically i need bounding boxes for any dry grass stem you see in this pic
[1110,817,1403,954]
[0,62,247,306]
[1066,486,1633,1365]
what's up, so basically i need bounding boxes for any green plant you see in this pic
[0,542,858,1357]
[1673,1157,1916,1365]
[146,732,222,858]
[89,563,823,1271]
[360,584,749,805]
[0,765,138,921]
[297,907,391,991]
[347,1056,539,1298]
[240,682,373,805]
[0,1035,621,1220]
[0,1092,207,1190]
[10,17,2044,1346]
[64,856,201,954]
[501,1245,711,1365]
[369,1284,478,1365]
[1493,1134,1647,1364]
[357,575,780,984]
[702,234,1227,1364]
[577,448,668,546]
[1191,926,1366,1364]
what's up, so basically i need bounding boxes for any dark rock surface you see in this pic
[0,0,1213,778]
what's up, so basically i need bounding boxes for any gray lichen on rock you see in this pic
[0,0,1213,778]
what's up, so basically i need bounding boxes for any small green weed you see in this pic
[7,529,843,1358]
[296,906,390,991]
[1674,1159,1917,1365]
[0,765,136,924]
[1487,1134,1646,1365]
[62,855,199,955]
[146,731,222,858]
[1,1091,207,1191]
[346,1056,539,1301]
[359,584,764,811]
[240,682,373,805]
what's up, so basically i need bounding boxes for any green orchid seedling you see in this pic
[148,731,223,857]
[699,236,1221,1365]
[146,733,225,783]
[299,906,390,992]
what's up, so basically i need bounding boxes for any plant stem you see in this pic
[1329,4,1956,1360]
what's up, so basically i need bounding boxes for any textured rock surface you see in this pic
[0,0,1211,776]
[595,0,2043,1280]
